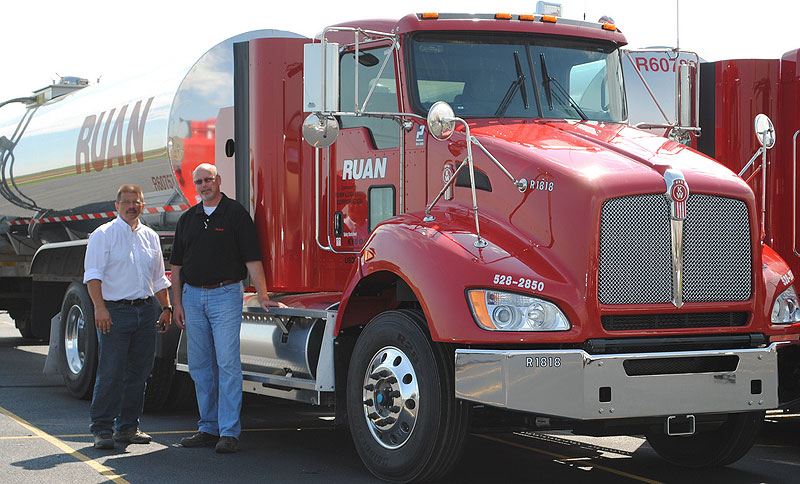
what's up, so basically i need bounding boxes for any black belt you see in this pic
[105,297,154,306]
[198,280,239,289]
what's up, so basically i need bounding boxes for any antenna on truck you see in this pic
[676,0,680,50]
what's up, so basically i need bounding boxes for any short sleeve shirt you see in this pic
[170,194,262,286]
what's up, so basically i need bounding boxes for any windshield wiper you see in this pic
[539,53,588,121]
[495,51,530,116]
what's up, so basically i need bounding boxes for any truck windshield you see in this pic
[407,32,626,122]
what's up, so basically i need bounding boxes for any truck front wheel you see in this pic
[645,411,764,467]
[346,310,469,483]
[58,282,97,400]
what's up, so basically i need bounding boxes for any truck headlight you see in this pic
[771,286,800,324]
[467,289,570,331]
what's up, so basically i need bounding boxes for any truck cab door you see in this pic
[326,46,401,252]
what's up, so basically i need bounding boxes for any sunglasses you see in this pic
[193,176,217,185]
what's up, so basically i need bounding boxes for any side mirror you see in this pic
[302,113,339,148]
[754,113,775,149]
[427,101,456,141]
[676,62,697,128]
[303,42,339,113]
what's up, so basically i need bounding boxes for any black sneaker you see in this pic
[180,432,219,447]
[215,436,239,453]
[93,433,114,450]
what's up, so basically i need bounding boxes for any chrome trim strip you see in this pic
[794,130,799,257]
[670,219,684,308]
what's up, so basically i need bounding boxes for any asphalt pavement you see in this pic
[1,313,798,483]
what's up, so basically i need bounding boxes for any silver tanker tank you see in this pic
[0,29,303,247]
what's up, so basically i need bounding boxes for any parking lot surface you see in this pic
[1,315,798,483]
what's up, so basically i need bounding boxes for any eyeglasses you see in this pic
[118,199,142,206]
[193,176,217,185]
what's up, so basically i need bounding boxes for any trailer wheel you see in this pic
[646,411,764,467]
[346,310,469,483]
[58,282,97,400]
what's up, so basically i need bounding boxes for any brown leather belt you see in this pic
[198,280,239,289]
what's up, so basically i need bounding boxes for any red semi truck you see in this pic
[1,13,800,483]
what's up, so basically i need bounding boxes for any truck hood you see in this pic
[422,118,760,338]
[462,119,751,200]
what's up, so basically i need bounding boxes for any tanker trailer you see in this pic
[0,29,303,407]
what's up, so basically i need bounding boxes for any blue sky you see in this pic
[1,0,797,101]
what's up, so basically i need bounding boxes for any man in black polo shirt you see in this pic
[171,163,283,454]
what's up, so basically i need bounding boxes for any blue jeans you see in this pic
[182,283,244,438]
[90,299,158,435]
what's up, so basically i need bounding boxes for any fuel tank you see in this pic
[0,29,304,246]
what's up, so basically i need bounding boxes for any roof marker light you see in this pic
[541,15,557,23]
[602,22,617,31]
[495,13,512,20]
[421,12,439,19]
[519,14,535,21]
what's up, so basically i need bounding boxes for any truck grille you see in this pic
[598,194,751,305]
[601,311,749,331]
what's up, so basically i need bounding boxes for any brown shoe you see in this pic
[113,429,152,444]
[180,431,219,447]
[215,436,239,453]
[93,433,114,450]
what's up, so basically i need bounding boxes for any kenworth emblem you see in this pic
[664,169,688,308]
[667,177,689,220]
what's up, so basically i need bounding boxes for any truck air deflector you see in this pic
[454,345,782,419]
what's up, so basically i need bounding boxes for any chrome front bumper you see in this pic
[454,344,783,420]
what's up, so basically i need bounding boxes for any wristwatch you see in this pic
[162,306,173,313]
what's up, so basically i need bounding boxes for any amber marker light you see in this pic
[542,15,557,23]
[770,334,800,342]
[421,12,439,19]
[602,22,617,31]
[519,14,535,21]
[495,13,512,20]
[362,248,375,263]
[468,290,496,329]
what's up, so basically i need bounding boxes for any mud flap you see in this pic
[42,313,61,375]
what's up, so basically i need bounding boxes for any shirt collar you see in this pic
[194,193,230,217]
[114,215,140,232]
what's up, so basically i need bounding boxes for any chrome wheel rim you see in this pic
[64,304,86,375]
[361,346,420,449]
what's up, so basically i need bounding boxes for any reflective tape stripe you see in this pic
[7,204,190,226]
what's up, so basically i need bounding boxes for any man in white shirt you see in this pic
[84,184,172,450]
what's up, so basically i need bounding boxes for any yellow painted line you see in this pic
[477,434,664,484]
[2,426,334,440]
[0,405,130,484]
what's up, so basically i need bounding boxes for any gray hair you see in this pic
[192,163,218,179]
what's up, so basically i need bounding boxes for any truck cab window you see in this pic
[407,33,626,122]
[339,48,400,149]
[368,185,395,232]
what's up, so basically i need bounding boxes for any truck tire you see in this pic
[645,411,764,467]
[12,313,35,340]
[58,282,97,400]
[144,357,196,411]
[346,310,469,483]
[144,357,176,411]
